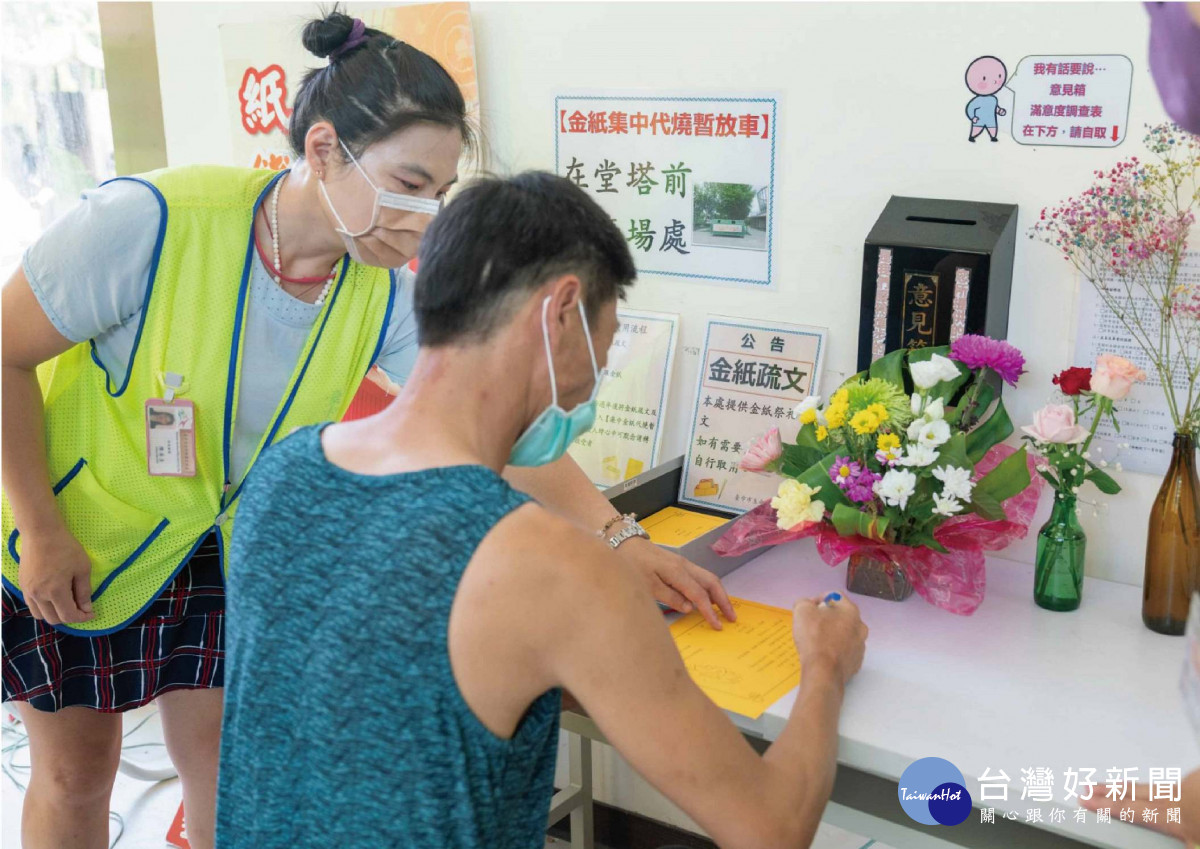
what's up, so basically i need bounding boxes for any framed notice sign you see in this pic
[681,317,826,514]
[569,309,677,487]
[555,92,779,288]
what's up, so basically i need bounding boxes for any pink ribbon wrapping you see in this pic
[711,445,1045,615]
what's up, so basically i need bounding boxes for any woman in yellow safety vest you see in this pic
[0,10,732,848]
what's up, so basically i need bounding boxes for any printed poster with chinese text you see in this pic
[681,317,826,514]
[568,309,678,488]
[1073,253,1199,475]
[555,93,779,288]
[220,4,479,171]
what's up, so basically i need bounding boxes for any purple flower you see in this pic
[950,334,1026,387]
[845,470,882,504]
[830,456,862,490]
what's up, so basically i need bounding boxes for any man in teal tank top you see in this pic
[218,172,868,848]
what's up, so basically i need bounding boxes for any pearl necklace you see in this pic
[271,176,335,307]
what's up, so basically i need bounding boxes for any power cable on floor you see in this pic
[3,707,169,849]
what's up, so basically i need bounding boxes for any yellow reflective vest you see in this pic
[2,166,394,634]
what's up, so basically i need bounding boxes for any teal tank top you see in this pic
[216,425,562,848]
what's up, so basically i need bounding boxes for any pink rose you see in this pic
[1090,354,1147,401]
[1022,404,1089,444]
[740,427,782,473]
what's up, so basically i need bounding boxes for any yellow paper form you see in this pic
[670,597,801,719]
[641,506,728,546]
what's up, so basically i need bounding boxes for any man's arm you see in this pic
[504,453,736,628]
[503,452,617,530]
[373,367,734,625]
[529,516,866,849]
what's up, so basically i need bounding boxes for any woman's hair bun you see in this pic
[301,8,357,60]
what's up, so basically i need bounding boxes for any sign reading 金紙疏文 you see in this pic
[555,93,779,288]
[681,317,826,514]
[569,309,677,488]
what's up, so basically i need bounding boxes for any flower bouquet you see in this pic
[716,336,1042,615]
[1031,121,1200,634]
[1021,357,1145,611]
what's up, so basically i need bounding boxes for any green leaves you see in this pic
[906,345,950,364]
[1023,437,1123,497]
[1084,466,1121,495]
[970,490,1007,521]
[831,503,889,541]
[949,380,995,427]
[795,455,851,512]
[905,529,948,554]
[1036,466,1061,489]
[966,399,1014,463]
[869,347,906,388]
[933,432,970,472]
[781,442,824,478]
[780,426,827,477]
[970,445,1032,521]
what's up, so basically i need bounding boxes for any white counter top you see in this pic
[718,539,1197,849]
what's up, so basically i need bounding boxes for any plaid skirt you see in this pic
[2,532,225,713]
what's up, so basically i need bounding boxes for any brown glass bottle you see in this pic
[1143,433,1200,635]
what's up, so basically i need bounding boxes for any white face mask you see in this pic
[318,138,442,265]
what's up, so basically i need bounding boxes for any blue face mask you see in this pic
[508,296,601,467]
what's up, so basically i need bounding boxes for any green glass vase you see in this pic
[1034,490,1085,611]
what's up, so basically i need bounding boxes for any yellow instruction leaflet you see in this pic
[641,506,728,547]
[669,597,801,719]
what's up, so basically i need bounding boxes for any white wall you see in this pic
[151,0,1175,833]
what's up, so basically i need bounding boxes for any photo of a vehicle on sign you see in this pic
[692,182,768,251]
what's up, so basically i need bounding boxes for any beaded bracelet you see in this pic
[597,512,635,538]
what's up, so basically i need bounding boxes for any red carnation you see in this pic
[1052,367,1092,395]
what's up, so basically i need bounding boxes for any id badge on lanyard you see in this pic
[146,373,196,477]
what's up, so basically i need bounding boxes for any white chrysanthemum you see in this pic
[932,493,964,517]
[900,444,939,467]
[875,469,917,510]
[932,465,975,501]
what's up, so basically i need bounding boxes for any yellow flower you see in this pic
[771,479,825,530]
[799,407,818,425]
[825,403,848,428]
[867,403,889,422]
[831,388,850,406]
[850,409,881,435]
[816,425,829,442]
[877,433,901,452]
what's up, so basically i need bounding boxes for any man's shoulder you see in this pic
[477,502,621,595]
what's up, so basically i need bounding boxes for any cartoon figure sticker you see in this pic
[965,56,1008,143]
[963,54,1133,148]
